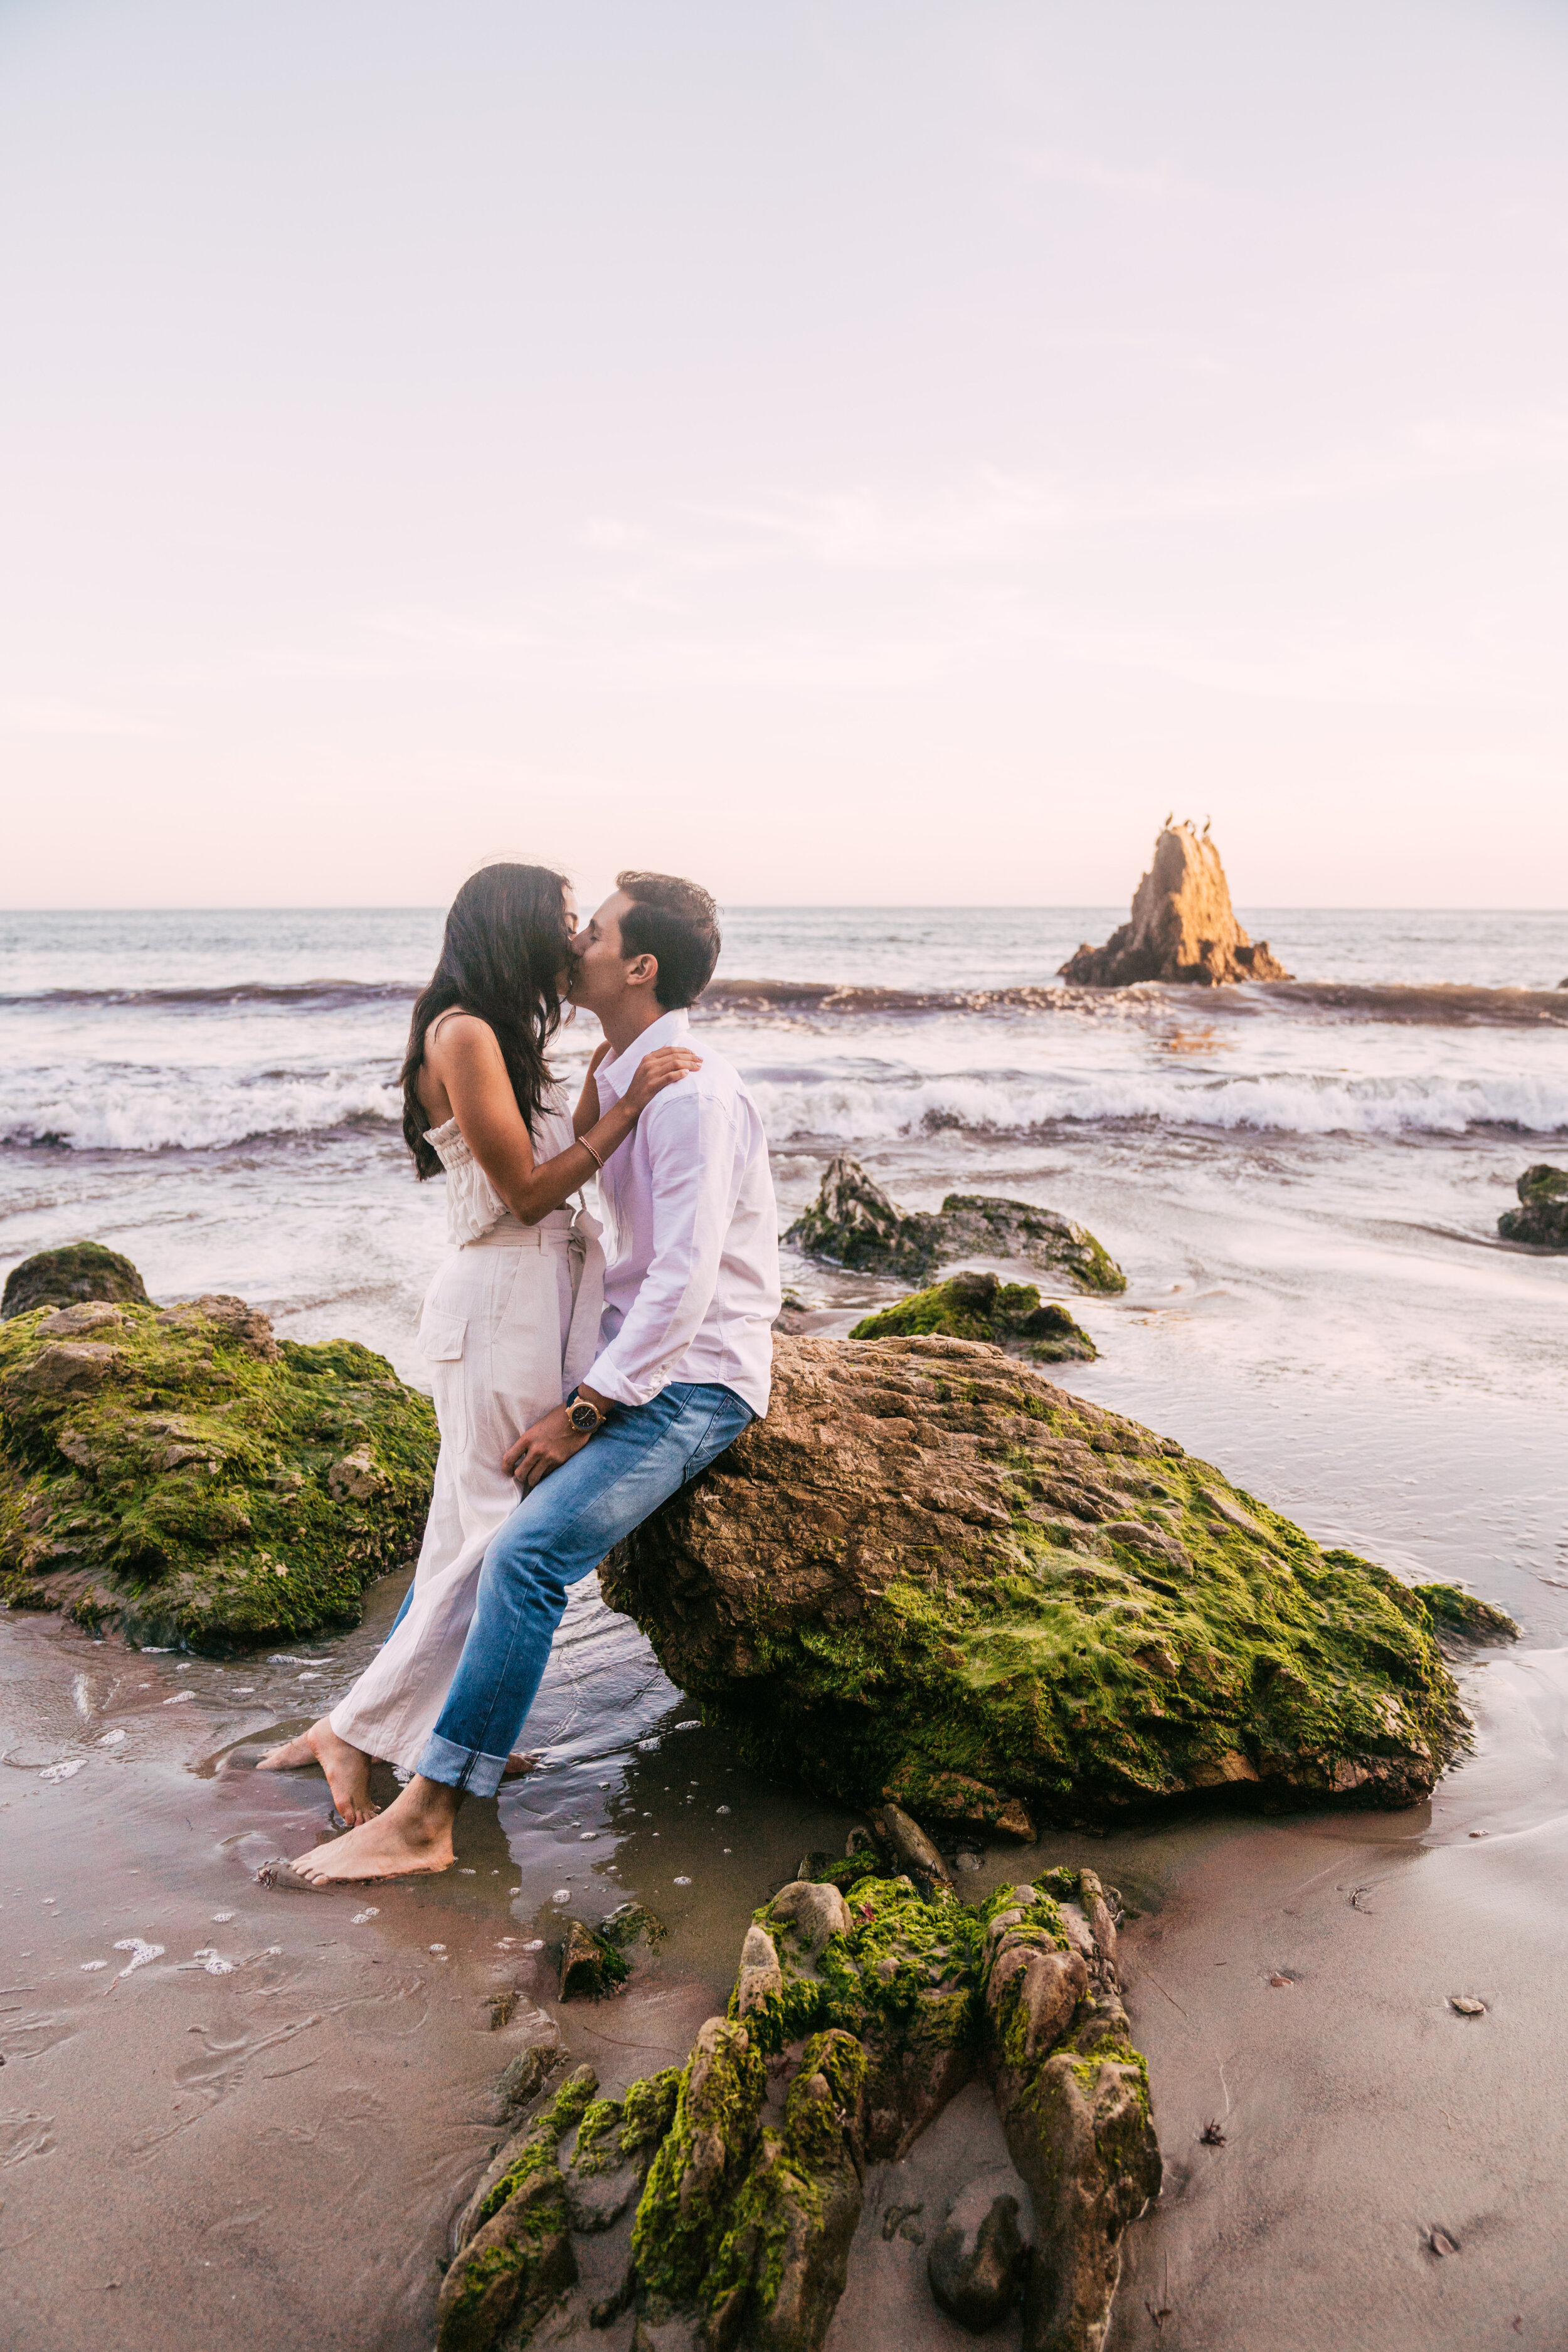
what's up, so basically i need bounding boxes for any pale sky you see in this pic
[2,0,1565,908]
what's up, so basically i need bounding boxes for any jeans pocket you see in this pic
[682,1395,754,1485]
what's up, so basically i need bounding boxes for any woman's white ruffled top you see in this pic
[424,1081,577,1247]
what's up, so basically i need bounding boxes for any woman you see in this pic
[260,862,697,1823]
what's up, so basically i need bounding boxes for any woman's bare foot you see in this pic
[257,1717,380,1826]
[502,1751,539,1779]
[288,1776,460,1885]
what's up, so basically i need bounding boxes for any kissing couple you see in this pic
[259,862,780,1885]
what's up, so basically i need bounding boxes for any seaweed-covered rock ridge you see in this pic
[437,1858,1159,2352]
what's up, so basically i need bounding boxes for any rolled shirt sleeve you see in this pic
[584,1087,736,1409]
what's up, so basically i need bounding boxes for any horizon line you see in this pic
[3,903,1567,919]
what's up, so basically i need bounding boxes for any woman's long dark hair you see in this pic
[401,863,573,1179]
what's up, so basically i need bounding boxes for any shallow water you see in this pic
[0,1579,858,2352]
[1,905,1565,2346]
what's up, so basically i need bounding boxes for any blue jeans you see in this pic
[415,1381,753,1797]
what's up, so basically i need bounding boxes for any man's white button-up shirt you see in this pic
[584,1007,780,1418]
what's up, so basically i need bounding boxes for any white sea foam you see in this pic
[112,1937,164,1977]
[0,1066,400,1152]
[748,1067,1568,1141]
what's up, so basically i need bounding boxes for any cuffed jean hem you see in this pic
[416,1729,509,1799]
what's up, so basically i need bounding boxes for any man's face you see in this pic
[569,889,634,1015]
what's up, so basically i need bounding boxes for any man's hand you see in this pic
[503,1388,609,1491]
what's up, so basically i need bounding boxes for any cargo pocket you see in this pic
[419,1311,469,1454]
[419,1311,467,1364]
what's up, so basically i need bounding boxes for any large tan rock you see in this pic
[1061,820,1290,986]
[604,1334,1470,1824]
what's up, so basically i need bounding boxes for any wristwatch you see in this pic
[565,1389,607,1437]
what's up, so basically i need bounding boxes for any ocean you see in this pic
[3,903,1567,2349]
[4,905,1567,1365]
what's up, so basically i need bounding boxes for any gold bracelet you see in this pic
[580,1135,605,1170]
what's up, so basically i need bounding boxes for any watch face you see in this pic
[568,1402,598,1433]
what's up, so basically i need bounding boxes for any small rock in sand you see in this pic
[558,1917,628,2001]
[1449,1996,1486,2016]
[928,2178,1031,2329]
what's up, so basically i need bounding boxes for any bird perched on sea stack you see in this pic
[1061,820,1291,987]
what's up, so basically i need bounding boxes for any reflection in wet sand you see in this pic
[0,1578,858,2352]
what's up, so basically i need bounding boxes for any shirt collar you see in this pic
[597,1006,690,1094]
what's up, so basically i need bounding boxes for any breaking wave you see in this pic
[0,1067,402,1153]
[7,1059,1567,1154]
[749,1066,1568,1142]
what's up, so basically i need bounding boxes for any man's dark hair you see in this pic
[616,871,721,1009]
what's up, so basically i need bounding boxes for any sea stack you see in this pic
[1061,820,1291,987]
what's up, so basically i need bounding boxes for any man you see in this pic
[285,871,778,1883]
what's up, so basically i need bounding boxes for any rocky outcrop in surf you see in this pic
[0,1246,436,1645]
[1498,1163,1568,1250]
[605,1333,1476,1828]
[850,1269,1096,1362]
[787,1157,1126,1295]
[1061,820,1290,987]
[2,1240,149,1320]
[437,1857,1158,2352]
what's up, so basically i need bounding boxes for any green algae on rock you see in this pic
[558,1917,631,2001]
[603,1333,1473,1827]
[439,1862,1158,2352]
[1498,1162,1568,1249]
[0,1288,436,1647]
[786,1155,1126,1295]
[2,1239,149,1320]
[440,2065,598,2352]
[1413,1583,1520,1642]
[850,1269,1096,1363]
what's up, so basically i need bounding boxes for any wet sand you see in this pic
[6,1601,1560,2352]
[0,1584,857,2352]
[1101,1647,1568,2349]
[3,1066,1565,2346]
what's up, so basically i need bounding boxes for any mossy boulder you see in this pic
[0,1286,437,1647]
[851,1271,1096,1363]
[787,1157,940,1279]
[1498,1162,1568,1249]
[787,1157,1125,1295]
[603,1333,1472,1826]
[936,1196,1126,1295]
[442,1862,1157,2352]
[2,1240,149,1320]
[1413,1583,1520,1641]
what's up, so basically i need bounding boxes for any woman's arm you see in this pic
[426,1017,699,1225]
[573,1041,615,1140]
